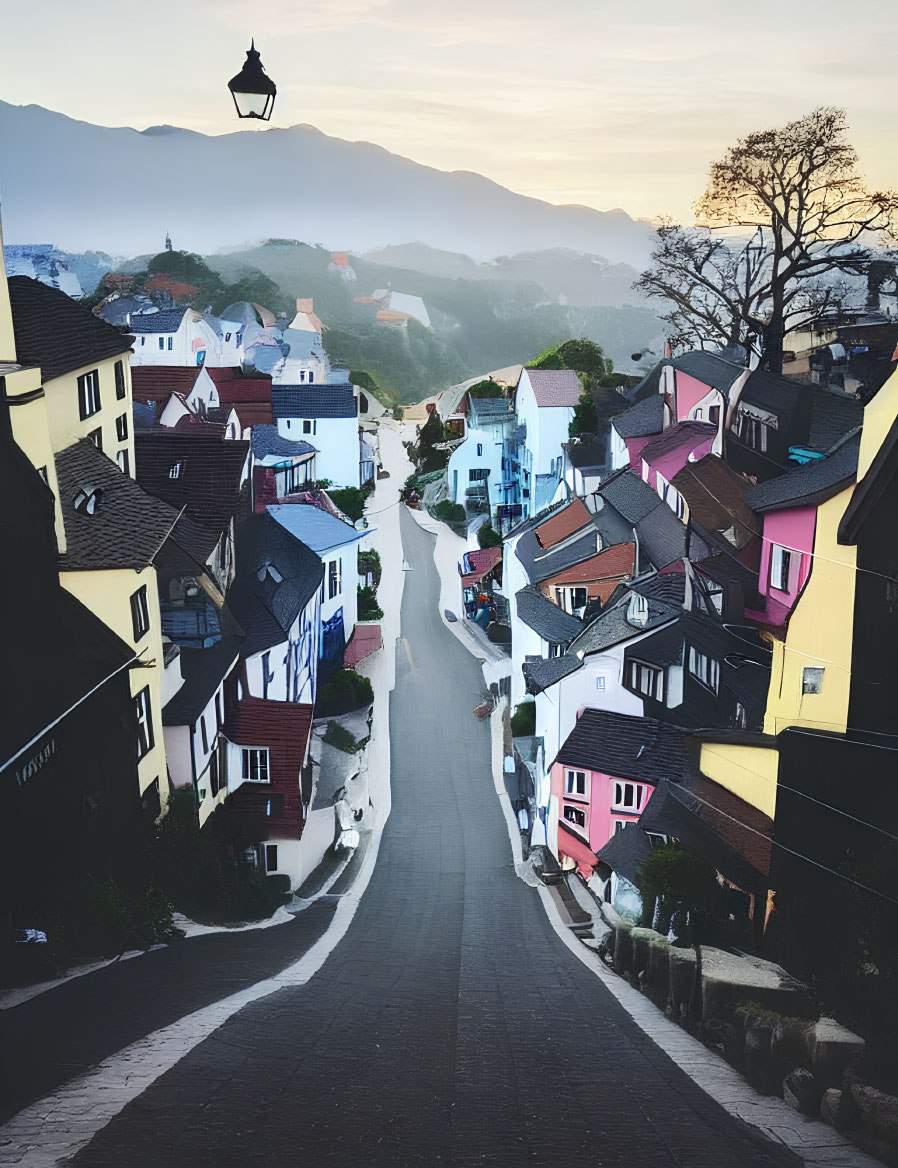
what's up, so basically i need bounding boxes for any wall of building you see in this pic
[321,545,358,643]
[130,314,223,368]
[447,426,504,507]
[754,505,816,617]
[278,416,359,487]
[5,366,68,550]
[61,565,169,803]
[699,740,779,818]
[45,356,135,471]
[550,761,656,858]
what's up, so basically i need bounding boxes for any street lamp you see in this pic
[228,41,277,121]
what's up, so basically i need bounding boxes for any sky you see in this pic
[0,0,895,223]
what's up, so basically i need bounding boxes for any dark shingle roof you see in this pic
[744,434,860,513]
[515,586,583,643]
[272,383,357,420]
[229,513,324,657]
[671,454,756,541]
[162,604,245,725]
[127,309,188,334]
[134,433,249,536]
[594,824,656,884]
[251,425,317,460]
[597,470,660,525]
[640,421,716,464]
[670,351,747,391]
[522,653,582,692]
[612,395,664,439]
[807,388,864,454]
[8,276,133,381]
[555,707,689,783]
[54,440,180,570]
[740,368,807,413]
[529,530,602,583]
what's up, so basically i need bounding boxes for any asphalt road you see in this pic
[67,507,798,1167]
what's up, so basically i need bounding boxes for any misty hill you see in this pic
[0,101,653,265]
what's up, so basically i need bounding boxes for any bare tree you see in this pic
[636,108,898,373]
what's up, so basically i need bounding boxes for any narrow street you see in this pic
[44,505,798,1167]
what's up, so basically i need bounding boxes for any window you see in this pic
[735,410,769,452]
[303,420,313,434]
[565,770,587,798]
[140,336,145,346]
[266,794,285,819]
[200,715,208,754]
[770,544,792,592]
[328,558,341,600]
[570,586,587,610]
[647,832,668,849]
[114,360,126,400]
[73,486,103,515]
[687,645,720,693]
[265,844,278,872]
[116,449,130,475]
[709,405,720,426]
[629,659,664,702]
[308,372,314,383]
[242,747,270,783]
[116,413,128,442]
[77,370,101,419]
[693,408,704,420]
[802,666,825,695]
[734,701,748,728]
[612,781,644,812]
[209,747,220,797]
[469,468,489,481]
[594,676,606,691]
[135,686,154,760]
[130,585,150,641]
[477,443,483,457]
[225,332,232,342]
[158,337,165,350]
[261,651,272,699]
[656,471,669,502]
[548,643,563,658]
[215,692,223,729]
[167,336,173,351]
[563,806,586,829]
[169,460,184,479]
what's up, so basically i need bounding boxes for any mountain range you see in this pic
[0,101,654,265]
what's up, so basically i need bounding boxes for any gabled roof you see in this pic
[460,546,503,587]
[568,589,681,661]
[534,497,592,548]
[161,603,245,726]
[134,432,249,537]
[555,707,689,784]
[638,774,772,891]
[594,824,655,885]
[670,350,747,392]
[228,512,324,657]
[611,395,664,439]
[541,541,635,586]
[523,653,582,692]
[8,275,133,380]
[595,469,714,570]
[745,434,860,514]
[205,367,273,400]
[640,420,716,464]
[267,503,366,554]
[272,383,357,420]
[807,387,864,454]
[739,368,808,413]
[523,368,582,408]
[597,469,661,525]
[671,454,757,540]
[54,439,180,570]
[127,309,189,334]
[251,426,317,460]
[515,586,583,643]
[131,366,206,402]
[528,529,601,584]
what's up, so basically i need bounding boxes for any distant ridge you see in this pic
[0,101,653,264]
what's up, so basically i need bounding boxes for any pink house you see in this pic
[639,421,717,514]
[550,708,689,877]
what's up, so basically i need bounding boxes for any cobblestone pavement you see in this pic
[0,902,337,1125]
[54,506,802,1168]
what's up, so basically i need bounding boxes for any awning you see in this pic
[558,820,598,878]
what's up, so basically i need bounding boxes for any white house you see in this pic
[513,368,582,517]
[271,380,361,488]
[266,503,369,674]
[128,308,226,367]
[447,395,516,511]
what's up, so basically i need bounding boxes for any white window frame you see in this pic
[687,645,720,693]
[611,780,645,813]
[562,805,586,829]
[564,769,589,800]
[77,369,101,419]
[241,747,270,783]
[770,543,792,592]
[656,471,669,502]
[328,558,341,600]
[629,659,664,702]
[135,686,153,760]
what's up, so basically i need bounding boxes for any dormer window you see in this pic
[73,486,103,516]
[687,645,720,693]
[627,592,649,627]
[257,563,284,584]
[169,460,185,479]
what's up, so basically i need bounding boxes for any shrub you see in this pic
[477,522,503,549]
[510,700,536,737]
[358,548,382,586]
[392,406,405,421]
[323,721,362,754]
[467,378,503,398]
[316,669,374,716]
[433,499,466,524]
[328,487,366,523]
[358,585,384,620]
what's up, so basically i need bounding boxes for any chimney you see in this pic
[296,298,314,314]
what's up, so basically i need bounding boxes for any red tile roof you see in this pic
[207,368,274,403]
[542,541,635,586]
[344,624,383,669]
[131,366,204,402]
[524,369,582,408]
[534,498,592,548]
[460,546,503,587]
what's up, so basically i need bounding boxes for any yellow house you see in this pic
[1,212,175,813]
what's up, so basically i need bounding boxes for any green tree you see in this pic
[477,522,503,549]
[531,337,613,379]
[467,378,504,398]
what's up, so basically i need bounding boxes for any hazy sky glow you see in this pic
[1,0,895,223]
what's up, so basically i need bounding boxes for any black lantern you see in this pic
[228,41,277,121]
